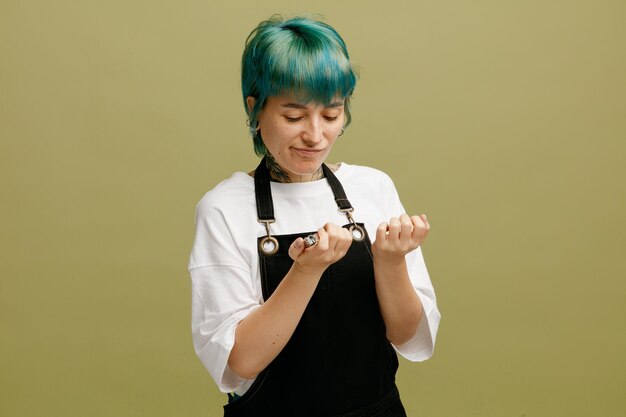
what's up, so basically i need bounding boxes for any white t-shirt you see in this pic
[188,162,441,395]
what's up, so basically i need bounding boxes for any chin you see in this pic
[292,161,322,175]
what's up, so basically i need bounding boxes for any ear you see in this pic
[246,96,256,114]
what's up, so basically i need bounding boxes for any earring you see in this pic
[338,128,345,137]
[245,118,251,126]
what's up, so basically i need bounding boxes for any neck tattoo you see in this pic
[265,152,324,183]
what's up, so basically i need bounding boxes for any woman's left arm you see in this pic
[372,213,430,346]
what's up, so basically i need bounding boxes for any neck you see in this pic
[265,153,324,183]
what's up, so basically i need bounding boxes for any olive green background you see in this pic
[1,1,624,416]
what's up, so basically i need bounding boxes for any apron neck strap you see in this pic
[254,156,276,222]
[321,163,353,212]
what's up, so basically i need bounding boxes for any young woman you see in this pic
[188,15,441,416]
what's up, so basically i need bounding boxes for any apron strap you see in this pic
[254,157,276,222]
[320,163,365,242]
[254,158,279,255]
[321,163,353,212]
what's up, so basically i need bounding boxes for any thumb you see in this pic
[288,237,305,261]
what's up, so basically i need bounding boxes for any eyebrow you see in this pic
[280,101,344,109]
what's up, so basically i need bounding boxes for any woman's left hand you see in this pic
[371,214,430,263]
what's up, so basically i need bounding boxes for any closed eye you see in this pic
[284,115,340,122]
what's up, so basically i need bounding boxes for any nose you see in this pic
[301,116,323,145]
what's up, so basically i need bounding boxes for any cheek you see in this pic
[269,120,299,139]
[261,121,293,152]
[325,123,342,138]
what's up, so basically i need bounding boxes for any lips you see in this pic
[292,147,323,158]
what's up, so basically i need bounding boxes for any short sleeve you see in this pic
[190,265,260,392]
[188,192,260,392]
[382,175,441,361]
[393,247,441,361]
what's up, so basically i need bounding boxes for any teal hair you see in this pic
[241,15,358,156]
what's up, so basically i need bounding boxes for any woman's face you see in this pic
[249,93,345,182]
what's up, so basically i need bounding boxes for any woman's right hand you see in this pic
[288,223,353,274]
[229,223,353,379]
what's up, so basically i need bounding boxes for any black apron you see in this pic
[223,157,406,417]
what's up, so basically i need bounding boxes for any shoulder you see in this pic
[190,172,257,270]
[195,172,255,217]
[337,162,397,191]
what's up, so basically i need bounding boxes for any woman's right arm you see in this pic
[227,223,352,379]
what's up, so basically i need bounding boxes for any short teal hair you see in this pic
[242,15,358,156]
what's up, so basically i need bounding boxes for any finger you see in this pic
[288,237,305,261]
[410,215,428,241]
[399,214,413,242]
[322,223,341,236]
[333,226,348,253]
[336,227,353,256]
[388,217,401,240]
[317,227,329,251]
[376,221,388,244]
[323,223,340,252]
[420,214,431,234]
